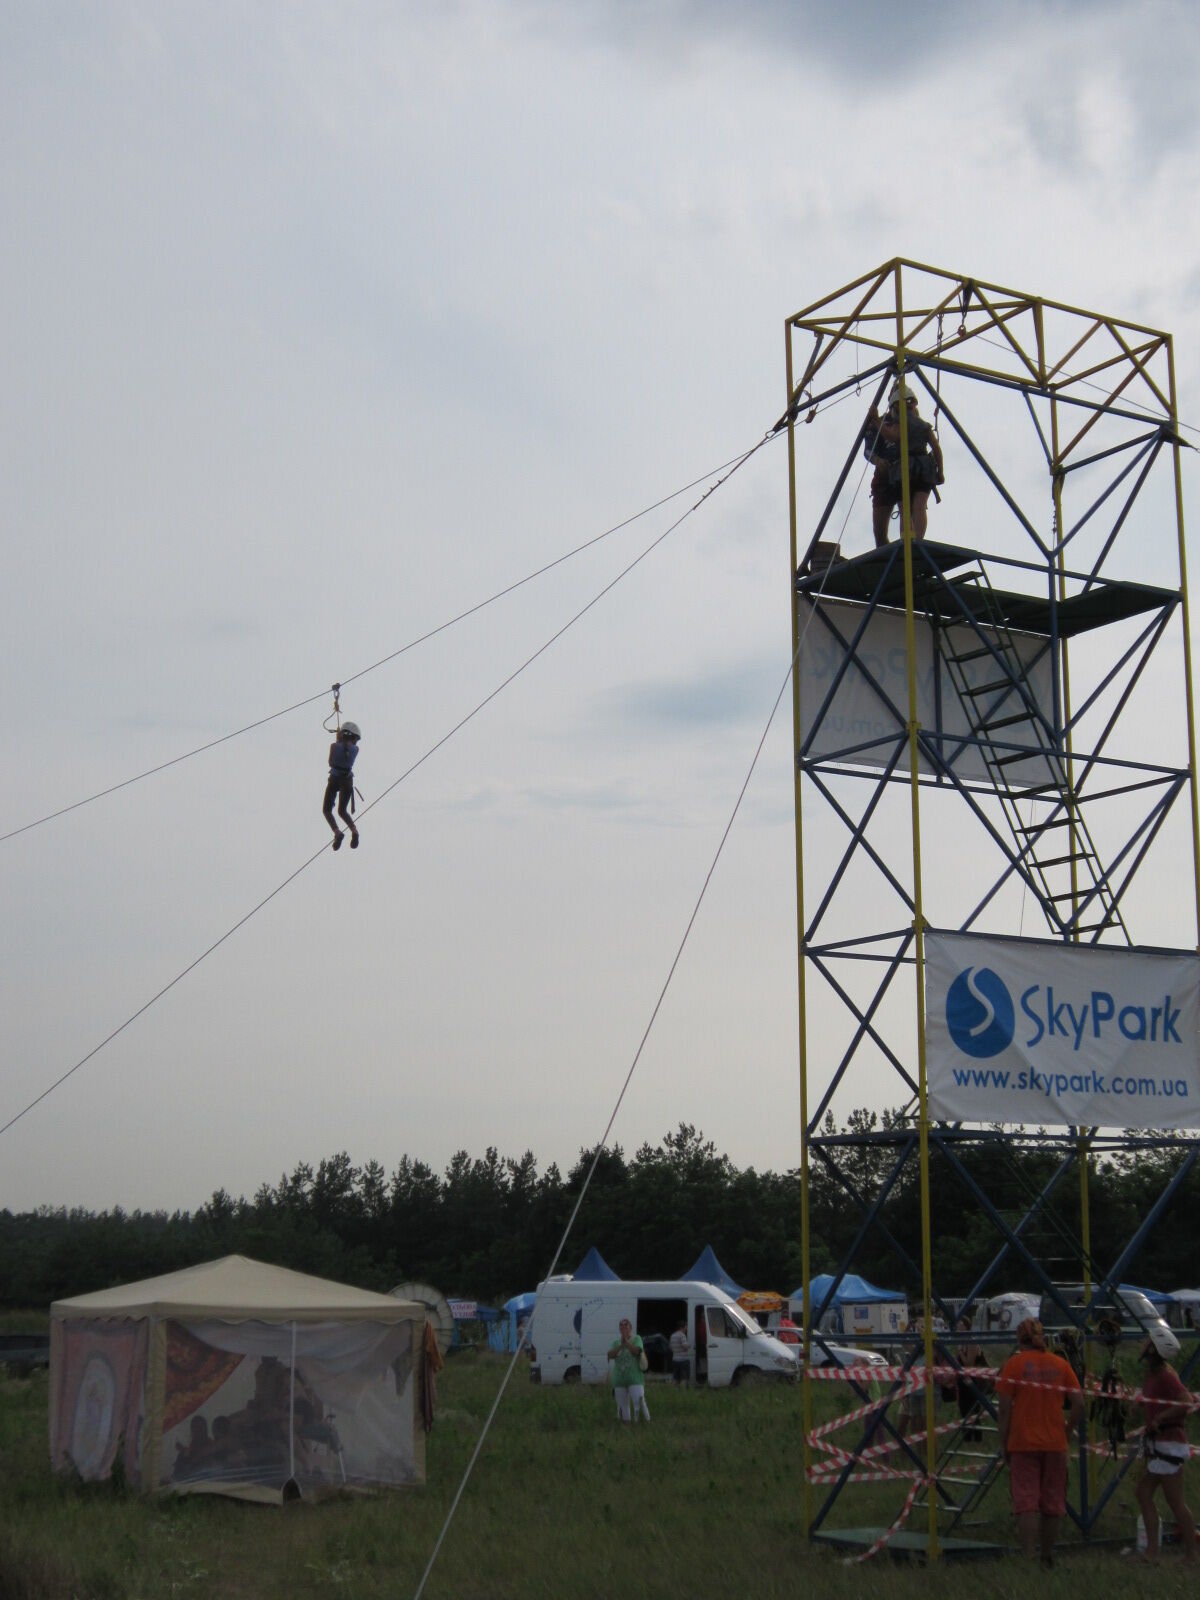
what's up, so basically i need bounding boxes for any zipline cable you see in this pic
[0,442,771,847]
[412,628,804,1600]
[0,432,773,1141]
[410,475,864,1600]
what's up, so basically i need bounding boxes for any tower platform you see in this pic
[795,539,1174,638]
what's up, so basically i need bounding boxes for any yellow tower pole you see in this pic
[893,265,939,1561]
[786,321,815,1538]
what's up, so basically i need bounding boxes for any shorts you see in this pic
[870,463,934,509]
[1008,1450,1068,1516]
[613,1385,646,1421]
[671,1358,690,1383]
[1146,1439,1189,1476]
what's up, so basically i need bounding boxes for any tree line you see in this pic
[2,1114,1196,1310]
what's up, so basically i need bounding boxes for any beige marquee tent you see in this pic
[50,1255,426,1502]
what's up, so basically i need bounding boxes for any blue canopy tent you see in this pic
[573,1247,620,1281]
[680,1246,743,1298]
[792,1273,907,1336]
[490,1291,538,1353]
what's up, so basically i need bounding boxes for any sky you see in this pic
[3,0,1200,1215]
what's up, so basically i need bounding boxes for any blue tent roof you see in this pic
[1120,1283,1174,1310]
[680,1245,743,1297]
[574,1246,620,1281]
[801,1273,904,1308]
[504,1292,537,1314]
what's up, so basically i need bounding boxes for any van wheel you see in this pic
[733,1366,765,1387]
[563,1366,582,1384]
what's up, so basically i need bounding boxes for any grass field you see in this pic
[1,1347,1196,1599]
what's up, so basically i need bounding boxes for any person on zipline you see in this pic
[863,379,944,549]
[323,722,361,850]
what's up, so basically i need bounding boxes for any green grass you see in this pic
[1,1350,1197,1599]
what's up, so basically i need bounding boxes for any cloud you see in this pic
[601,659,783,735]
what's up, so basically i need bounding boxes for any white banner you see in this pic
[925,932,1200,1129]
[797,599,1055,785]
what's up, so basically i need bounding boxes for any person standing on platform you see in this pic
[996,1318,1084,1567]
[863,381,944,549]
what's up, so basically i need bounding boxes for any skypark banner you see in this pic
[925,932,1200,1129]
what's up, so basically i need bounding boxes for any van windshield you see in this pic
[723,1302,760,1336]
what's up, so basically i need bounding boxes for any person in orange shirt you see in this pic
[996,1318,1084,1565]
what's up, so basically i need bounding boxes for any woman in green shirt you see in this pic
[608,1318,649,1423]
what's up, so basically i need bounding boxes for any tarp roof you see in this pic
[573,1247,620,1281]
[1120,1284,1173,1310]
[681,1246,742,1297]
[504,1292,537,1314]
[52,1255,421,1323]
[802,1272,904,1307]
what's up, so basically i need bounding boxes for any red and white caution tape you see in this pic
[841,1475,926,1564]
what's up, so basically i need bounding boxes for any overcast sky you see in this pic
[4,1,1200,1216]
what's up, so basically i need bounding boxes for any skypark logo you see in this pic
[945,967,1184,1059]
[1021,988,1181,1052]
[945,967,1015,1059]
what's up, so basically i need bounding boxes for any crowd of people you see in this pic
[605,1307,1197,1562]
[891,1315,1195,1566]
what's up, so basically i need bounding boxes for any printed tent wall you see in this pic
[50,1255,425,1503]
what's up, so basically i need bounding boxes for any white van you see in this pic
[528,1279,798,1388]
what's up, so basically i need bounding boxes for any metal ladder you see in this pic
[935,563,1129,944]
[912,1412,1006,1533]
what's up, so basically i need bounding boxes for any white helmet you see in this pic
[1142,1323,1181,1361]
[341,721,362,740]
[888,380,917,410]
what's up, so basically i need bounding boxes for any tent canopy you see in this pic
[53,1254,419,1323]
[801,1272,904,1307]
[573,1247,620,1281]
[680,1246,742,1298]
[504,1292,537,1314]
[51,1255,425,1503]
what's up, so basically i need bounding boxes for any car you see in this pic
[804,1339,887,1369]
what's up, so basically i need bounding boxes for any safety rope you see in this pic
[0,434,773,1141]
[413,488,858,1600]
[0,440,776,847]
[933,312,944,435]
[322,684,342,736]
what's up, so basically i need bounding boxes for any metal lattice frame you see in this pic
[786,261,1200,1555]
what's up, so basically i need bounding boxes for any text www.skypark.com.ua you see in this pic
[950,1066,1192,1099]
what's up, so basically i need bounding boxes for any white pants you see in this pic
[614,1384,649,1422]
